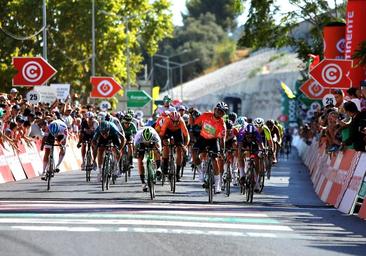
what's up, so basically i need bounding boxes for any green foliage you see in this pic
[238,0,347,62]
[0,0,173,96]
[154,13,236,87]
[185,0,244,30]
[352,40,366,67]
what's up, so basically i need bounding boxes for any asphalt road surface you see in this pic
[0,149,365,256]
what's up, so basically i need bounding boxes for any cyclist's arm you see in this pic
[159,118,169,138]
[179,119,190,145]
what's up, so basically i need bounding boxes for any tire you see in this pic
[246,169,254,203]
[147,159,156,200]
[207,163,213,204]
[148,179,154,200]
[192,166,197,180]
[169,158,176,193]
[85,149,92,182]
[47,159,53,191]
[101,154,110,191]
[259,172,265,193]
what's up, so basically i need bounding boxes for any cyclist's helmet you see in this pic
[266,119,275,127]
[245,123,257,134]
[163,95,171,104]
[123,114,133,122]
[127,109,134,116]
[253,118,265,128]
[99,121,111,134]
[169,111,180,122]
[228,112,237,123]
[178,105,186,111]
[49,122,60,136]
[225,120,233,130]
[135,110,143,120]
[142,128,153,142]
[98,112,107,121]
[235,117,246,127]
[182,114,189,123]
[215,101,229,113]
[86,111,94,118]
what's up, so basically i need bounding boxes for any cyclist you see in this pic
[228,112,237,124]
[237,123,264,192]
[77,111,99,169]
[192,102,227,193]
[222,120,239,186]
[159,111,190,182]
[40,119,68,180]
[266,119,282,164]
[254,117,274,170]
[157,96,176,115]
[134,127,162,192]
[121,113,137,170]
[92,121,125,182]
[234,116,247,129]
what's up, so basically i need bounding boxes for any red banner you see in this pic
[323,22,346,59]
[345,0,366,87]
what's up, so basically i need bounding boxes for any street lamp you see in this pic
[155,58,200,100]
[153,49,189,91]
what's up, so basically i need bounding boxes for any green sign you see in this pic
[127,90,152,108]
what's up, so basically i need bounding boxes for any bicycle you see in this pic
[164,137,177,193]
[83,140,93,182]
[101,144,115,191]
[145,144,157,200]
[222,149,234,197]
[258,150,266,193]
[118,143,131,183]
[192,163,198,180]
[265,148,273,180]
[202,148,216,204]
[243,150,256,203]
[43,144,61,191]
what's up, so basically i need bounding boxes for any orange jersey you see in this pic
[160,117,189,138]
[194,112,226,139]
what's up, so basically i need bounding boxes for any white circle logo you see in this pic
[309,81,324,97]
[22,61,43,83]
[97,80,113,96]
[321,63,342,85]
[336,39,345,53]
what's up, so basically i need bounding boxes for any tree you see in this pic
[153,13,236,89]
[0,0,173,95]
[238,0,347,62]
[185,0,244,31]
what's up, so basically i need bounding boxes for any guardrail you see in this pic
[293,135,366,220]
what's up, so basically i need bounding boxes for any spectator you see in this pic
[346,87,362,111]
[342,101,366,151]
[331,89,346,113]
[361,80,366,112]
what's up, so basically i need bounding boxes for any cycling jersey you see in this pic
[93,121,123,149]
[45,119,68,138]
[194,112,226,140]
[236,126,262,144]
[122,121,137,139]
[106,115,124,135]
[44,119,68,148]
[134,127,162,152]
[260,125,272,142]
[159,117,189,138]
[80,118,99,141]
[156,105,176,115]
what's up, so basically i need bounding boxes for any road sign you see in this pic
[127,90,152,108]
[99,101,111,111]
[12,57,57,87]
[26,90,41,104]
[299,79,329,100]
[90,77,122,98]
[309,59,352,88]
[322,94,336,107]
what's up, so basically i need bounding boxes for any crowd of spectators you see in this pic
[299,81,366,152]
[0,88,91,151]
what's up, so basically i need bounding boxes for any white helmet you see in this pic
[98,112,107,121]
[86,111,94,118]
[253,117,265,128]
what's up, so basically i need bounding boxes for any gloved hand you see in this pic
[77,142,82,148]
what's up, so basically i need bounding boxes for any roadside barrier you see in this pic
[0,137,82,184]
[293,135,366,220]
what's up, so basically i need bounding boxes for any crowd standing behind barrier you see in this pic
[295,85,366,220]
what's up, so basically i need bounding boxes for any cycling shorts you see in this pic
[44,133,67,149]
[193,135,219,154]
[163,129,183,146]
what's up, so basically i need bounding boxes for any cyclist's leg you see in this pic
[137,147,147,191]
[161,138,169,175]
[55,136,67,171]
[127,139,134,168]
[174,131,184,181]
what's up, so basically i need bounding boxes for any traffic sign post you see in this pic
[127,90,152,108]
[12,57,57,86]
[90,77,122,99]
[322,94,336,107]
[99,101,111,111]
[26,90,41,104]
[309,59,352,89]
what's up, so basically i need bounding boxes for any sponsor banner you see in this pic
[2,142,26,181]
[345,0,366,87]
[0,147,14,183]
[323,22,346,59]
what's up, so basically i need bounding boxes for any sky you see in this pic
[170,0,336,26]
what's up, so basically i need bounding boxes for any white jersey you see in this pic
[134,127,162,151]
[46,119,68,137]
[156,105,176,115]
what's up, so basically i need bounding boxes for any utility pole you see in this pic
[91,0,95,76]
[42,0,47,60]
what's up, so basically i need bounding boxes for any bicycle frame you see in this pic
[145,146,156,200]
[101,144,114,191]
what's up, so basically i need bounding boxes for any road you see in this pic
[0,149,365,256]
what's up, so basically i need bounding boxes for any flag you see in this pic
[280,81,296,99]
[307,54,320,71]
[152,86,160,111]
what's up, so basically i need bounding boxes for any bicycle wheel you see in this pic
[225,165,231,197]
[266,154,272,180]
[123,155,129,183]
[169,158,176,193]
[147,159,155,200]
[101,154,110,191]
[259,171,265,193]
[207,163,214,203]
[181,157,186,178]
[46,157,54,191]
[192,165,197,180]
[85,149,92,182]
[246,169,254,203]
